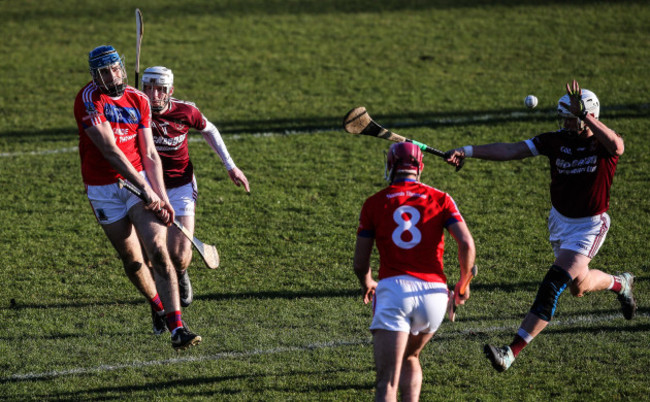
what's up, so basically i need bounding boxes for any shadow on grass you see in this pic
[5,366,375,399]
[459,307,650,324]
[3,288,360,311]
[4,275,647,311]
[2,104,648,144]
[6,0,646,21]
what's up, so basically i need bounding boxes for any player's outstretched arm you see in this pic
[200,119,250,192]
[445,141,533,167]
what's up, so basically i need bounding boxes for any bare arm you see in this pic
[137,126,170,203]
[85,121,173,224]
[583,114,624,156]
[353,235,378,305]
[446,220,476,302]
[445,141,533,167]
[85,122,156,192]
[137,126,175,224]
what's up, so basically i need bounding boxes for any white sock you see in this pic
[517,328,534,344]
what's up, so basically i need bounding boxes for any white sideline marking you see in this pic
[4,312,646,381]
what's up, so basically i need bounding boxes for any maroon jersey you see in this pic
[151,98,207,188]
[74,82,151,186]
[357,179,464,283]
[529,130,619,218]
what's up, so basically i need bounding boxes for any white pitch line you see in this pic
[4,312,646,382]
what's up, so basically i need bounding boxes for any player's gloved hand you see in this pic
[228,167,251,193]
[559,79,587,119]
[444,148,466,169]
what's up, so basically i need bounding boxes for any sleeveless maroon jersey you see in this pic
[530,130,619,218]
[151,98,207,188]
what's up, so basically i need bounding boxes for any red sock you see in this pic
[509,335,528,357]
[609,275,623,293]
[150,294,164,313]
[166,311,183,332]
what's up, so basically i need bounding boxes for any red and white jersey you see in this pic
[74,82,152,185]
[151,98,207,188]
[357,179,464,283]
[527,130,619,218]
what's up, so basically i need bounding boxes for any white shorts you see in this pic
[548,207,610,259]
[167,176,198,217]
[370,275,449,335]
[86,172,150,225]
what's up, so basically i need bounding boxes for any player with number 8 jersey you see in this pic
[358,181,463,283]
[353,142,476,401]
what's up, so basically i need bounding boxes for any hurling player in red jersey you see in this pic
[445,80,636,372]
[73,46,201,351]
[354,142,476,401]
[140,66,249,329]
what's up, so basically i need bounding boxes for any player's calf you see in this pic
[530,265,573,321]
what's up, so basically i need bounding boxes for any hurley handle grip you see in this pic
[118,178,152,204]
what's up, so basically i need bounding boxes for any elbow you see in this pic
[613,142,624,157]
[459,237,476,257]
[353,260,368,276]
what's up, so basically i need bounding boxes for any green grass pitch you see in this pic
[1,1,648,400]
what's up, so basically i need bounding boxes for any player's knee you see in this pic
[170,250,192,271]
[123,260,144,275]
[569,279,586,297]
[530,265,573,321]
[147,248,173,276]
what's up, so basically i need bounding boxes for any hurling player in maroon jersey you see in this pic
[140,66,249,330]
[445,80,636,372]
[354,142,476,401]
[74,46,201,351]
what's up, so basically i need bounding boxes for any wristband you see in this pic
[462,145,473,158]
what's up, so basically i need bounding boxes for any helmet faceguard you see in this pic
[385,142,424,183]
[88,45,127,97]
[141,66,174,113]
[557,89,600,133]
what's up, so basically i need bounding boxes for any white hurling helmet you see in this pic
[141,66,174,112]
[557,89,600,120]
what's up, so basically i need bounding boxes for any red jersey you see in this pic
[150,98,207,188]
[74,82,152,185]
[529,130,619,218]
[357,179,464,283]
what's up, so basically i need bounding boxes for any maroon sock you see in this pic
[609,275,623,293]
[509,335,528,357]
[166,311,183,333]
[150,294,164,313]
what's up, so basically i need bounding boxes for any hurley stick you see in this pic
[118,178,220,269]
[343,106,464,171]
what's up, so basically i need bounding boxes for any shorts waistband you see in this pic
[550,207,607,224]
[381,275,447,289]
